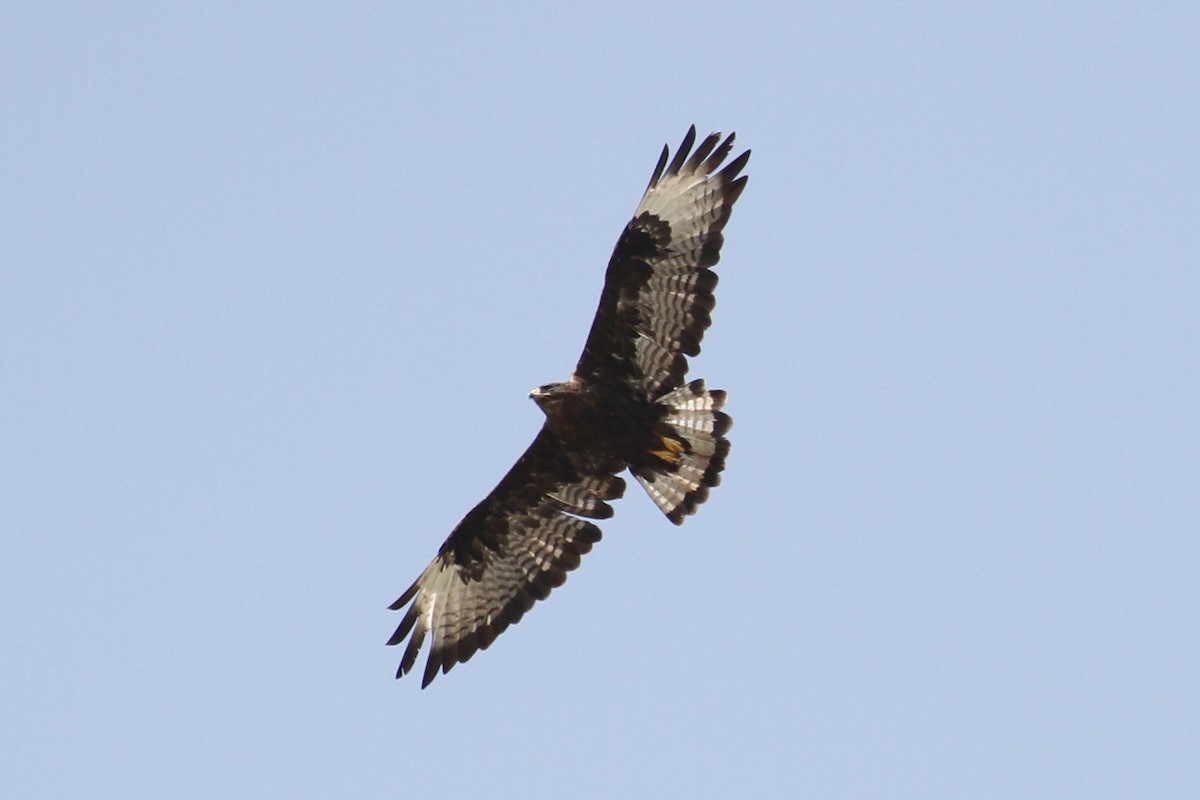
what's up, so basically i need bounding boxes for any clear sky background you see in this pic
[3,3,1197,798]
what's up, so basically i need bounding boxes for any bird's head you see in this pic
[529,382,570,412]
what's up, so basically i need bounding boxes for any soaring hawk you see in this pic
[388,127,750,687]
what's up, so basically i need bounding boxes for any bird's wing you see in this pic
[573,126,750,399]
[387,429,625,687]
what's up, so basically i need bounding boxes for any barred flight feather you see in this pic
[632,380,731,524]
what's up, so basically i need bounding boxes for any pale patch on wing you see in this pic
[584,128,748,395]
[546,472,624,518]
[388,433,624,687]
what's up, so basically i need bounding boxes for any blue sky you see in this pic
[3,3,1197,797]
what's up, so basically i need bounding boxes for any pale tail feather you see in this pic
[632,379,731,524]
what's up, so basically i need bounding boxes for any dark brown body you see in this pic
[530,378,665,465]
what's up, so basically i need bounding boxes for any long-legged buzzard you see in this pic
[388,127,749,687]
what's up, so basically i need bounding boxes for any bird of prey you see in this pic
[388,126,749,687]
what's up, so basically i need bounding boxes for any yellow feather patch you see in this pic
[650,435,686,464]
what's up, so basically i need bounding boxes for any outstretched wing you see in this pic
[574,126,750,399]
[387,430,625,687]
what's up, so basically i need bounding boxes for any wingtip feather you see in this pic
[665,126,698,176]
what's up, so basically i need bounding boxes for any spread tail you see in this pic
[632,379,731,524]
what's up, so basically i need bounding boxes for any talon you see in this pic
[650,436,685,464]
